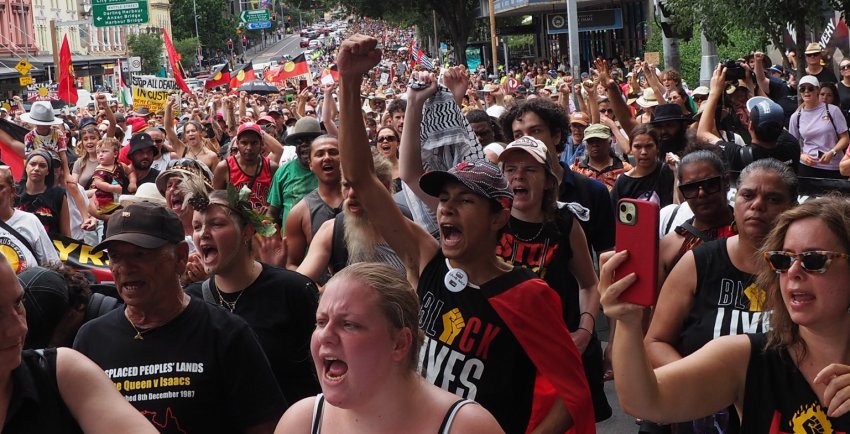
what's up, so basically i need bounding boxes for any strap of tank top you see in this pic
[310,393,325,434]
[437,399,474,434]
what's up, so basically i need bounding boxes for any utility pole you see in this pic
[50,20,60,82]
[488,0,498,75]
[20,0,28,55]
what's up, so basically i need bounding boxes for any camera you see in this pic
[723,60,745,81]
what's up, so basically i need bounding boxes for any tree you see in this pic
[174,37,200,69]
[169,0,239,51]
[663,0,833,80]
[128,33,164,75]
[327,0,478,65]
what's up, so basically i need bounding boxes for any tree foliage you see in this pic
[663,0,834,79]
[127,33,164,75]
[645,22,765,87]
[174,37,200,69]
[169,0,239,51]
[326,0,478,65]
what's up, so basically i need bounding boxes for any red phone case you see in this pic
[614,199,660,306]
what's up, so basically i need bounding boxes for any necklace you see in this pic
[508,219,545,242]
[216,288,245,312]
[126,312,153,341]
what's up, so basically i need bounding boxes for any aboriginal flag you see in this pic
[206,62,231,89]
[229,62,256,89]
[273,54,308,81]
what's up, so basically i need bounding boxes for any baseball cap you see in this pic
[419,161,513,210]
[570,112,590,126]
[499,136,549,165]
[128,132,159,156]
[257,115,276,125]
[583,124,612,140]
[93,202,184,252]
[236,122,263,139]
[20,266,69,348]
[799,75,820,88]
[746,96,784,141]
[767,64,786,75]
[692,86,710,97]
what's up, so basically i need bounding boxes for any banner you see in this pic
[52,234,113,283]
[26,83,59,102]
[130,75,178,112]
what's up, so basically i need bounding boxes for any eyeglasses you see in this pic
[678,175,722,199]
[806,53,820,57]
[764,250,850,274]
[842,65,850,70]
[376,136,397,142]
[599,108,614,114]
[800,85,817,93]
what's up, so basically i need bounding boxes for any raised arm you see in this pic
[337,35,438,283]
[598,58,638,136]
[164,95,187,157]
[643,63,667,104]
[96,93,117,138]
[697,66,727,144]
[321,83,339,137]
[398,71,439,212]
[753,52,771,97]
[57,348,159,434]
[598,251,749,424]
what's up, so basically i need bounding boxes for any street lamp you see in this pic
[193,0,201,67]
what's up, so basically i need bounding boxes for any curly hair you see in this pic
[499,98,569,153]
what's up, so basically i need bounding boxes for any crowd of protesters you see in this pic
[3,15,850,434]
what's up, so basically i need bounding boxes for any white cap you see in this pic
[799,75,820,88]
[486,105,507,119]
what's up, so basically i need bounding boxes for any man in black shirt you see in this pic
[73,202,286,434]
[699,66,800,172]
[127,133,161,188]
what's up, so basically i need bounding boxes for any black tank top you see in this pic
[5,348,82,434]
[678,238,768,357]
[742,333,850,432]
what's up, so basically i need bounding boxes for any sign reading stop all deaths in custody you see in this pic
[131,76,178,112]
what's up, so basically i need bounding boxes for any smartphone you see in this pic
[299,79,308,91]
[614,199,660,306]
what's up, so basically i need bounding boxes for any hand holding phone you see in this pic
[614,199,660,306]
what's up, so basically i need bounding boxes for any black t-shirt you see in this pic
[742,333,850,432]
[610,163,675,208]
[15,186,65,236]
[186,264,320,402]
[137,167,161,186]
[812,67,839,86]
[73,298,287,434]
[766,76,789,102]
[838,81,850,114]
[5,348,82,434]
[558,165,616,253]
[718,133,800,173]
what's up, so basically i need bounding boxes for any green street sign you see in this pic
[240,9,270,23]
[92,0,149,27]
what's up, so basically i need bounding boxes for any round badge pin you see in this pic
[444,268,468,292]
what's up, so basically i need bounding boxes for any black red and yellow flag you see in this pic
[205,63,231,89]
[272,54,308,82]
[229,62,256,89]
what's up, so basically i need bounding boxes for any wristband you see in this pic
[577,327,593,335]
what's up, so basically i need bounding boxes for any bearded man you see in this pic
[295,153,406,282]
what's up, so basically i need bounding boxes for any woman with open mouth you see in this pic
[374,126,402,192]
[600,195,850,432]
[644,158,798,432]
[335,34,595,434]
[274,263,503,433]
[183,182,321,403]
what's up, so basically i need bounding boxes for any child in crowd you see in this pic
[90,138,130,215]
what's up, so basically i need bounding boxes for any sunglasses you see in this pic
[764,250,850,274]
[806,53,820,57]
[678,175,722,199]
[800,86,817,93]
[842,65,850,70]
[599,108,614,114]
[376,136,397,142]
[152,139,165,144]
[305,110,316,115]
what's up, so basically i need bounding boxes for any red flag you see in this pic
[57,35,78,104]
[273,54,308,82]
[163,28,193,95]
